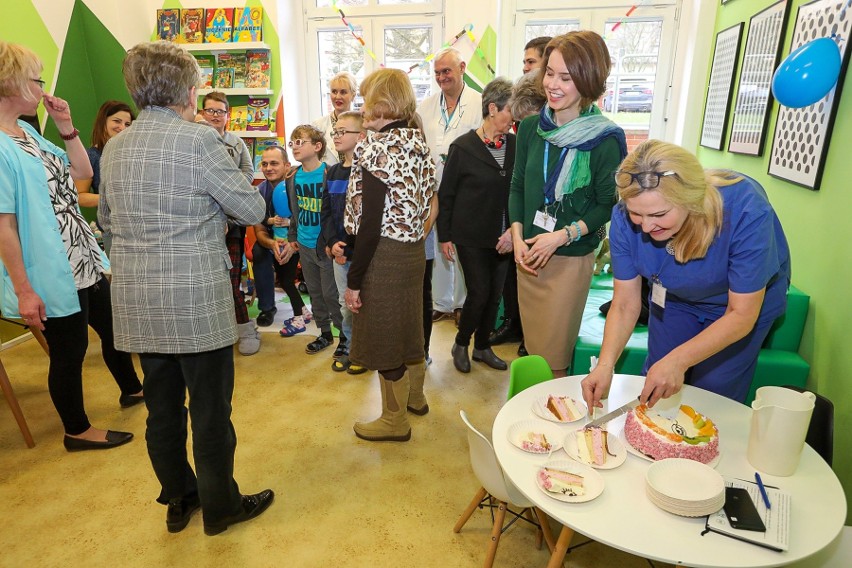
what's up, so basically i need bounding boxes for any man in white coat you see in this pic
[417,48,482,342]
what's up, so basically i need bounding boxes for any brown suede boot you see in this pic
[407,360,429,416]
[354,373,411,442]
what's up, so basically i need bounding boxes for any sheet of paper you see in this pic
[705,478,790,551]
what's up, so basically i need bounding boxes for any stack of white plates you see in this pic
[645,458,725,517]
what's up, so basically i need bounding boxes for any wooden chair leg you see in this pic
[533,507,557,554]
[546,525,575,568]
[30,327,49,356]
[0,359,35,448]
[524,508,544,550]
[454,486,488,533]
[484,500,507,568]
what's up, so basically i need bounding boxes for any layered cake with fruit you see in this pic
[623,404,719,464]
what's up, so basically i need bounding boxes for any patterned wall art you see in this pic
[700,23,744,150]
[768,0,852,190]
[728,0,790,156]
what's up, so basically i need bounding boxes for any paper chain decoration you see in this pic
[328,0,654,72]
[330,1,494,75]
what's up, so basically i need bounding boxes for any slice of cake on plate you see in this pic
[576,427,615,466]
[538,468,585,496]
[521,431,552,453]
[546,395,583,421]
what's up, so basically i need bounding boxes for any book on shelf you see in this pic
[703,477,791,552]
[254,137,285,170]
[156,9,180,42]
[180,8,204,43]
[245,50,271,89]
[214,53,236,89]
[204,7,234,43]
[231,53,247,89]
[195,55,215,89]
[233,6,263,42]
[246,97,270,131]
[242,138,255,161]
[228,106,248,132]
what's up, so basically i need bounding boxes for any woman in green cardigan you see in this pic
[509,31,627,377]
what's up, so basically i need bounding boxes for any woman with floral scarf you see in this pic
[508,31,627,377]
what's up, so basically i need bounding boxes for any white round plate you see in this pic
[618,429,721,469]
[563,429,627,470]
[507,420,565,454]
[531,396,588,423]
[535,459,604,503]
[646,458,725,502]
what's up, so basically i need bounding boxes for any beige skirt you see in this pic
[517,253,594,371]
[349,237,425,371]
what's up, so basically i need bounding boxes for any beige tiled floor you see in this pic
[0,318,674,568]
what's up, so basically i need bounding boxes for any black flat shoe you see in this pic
[64,430,133,452]
[452,342,471,373]
[517,341,528,357]
[204,490,275,536]
[489,319,523,345]
[167,494,202,533]
[472,347,508,370]
[119,392,145,408]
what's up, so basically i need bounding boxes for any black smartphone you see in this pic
[724,487,766,532]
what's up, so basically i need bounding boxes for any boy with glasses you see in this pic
[284,125,343,355]
[321,112,367,374]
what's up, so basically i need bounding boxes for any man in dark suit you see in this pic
[99,41,273,536]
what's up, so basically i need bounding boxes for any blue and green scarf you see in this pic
[538,104,627,204]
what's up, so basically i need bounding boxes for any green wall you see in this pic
[697,0,851,523]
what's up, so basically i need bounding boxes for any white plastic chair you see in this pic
[454,410,556,567]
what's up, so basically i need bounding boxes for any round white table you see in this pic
[492,375,847,567]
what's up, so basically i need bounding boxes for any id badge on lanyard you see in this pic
[651,275,666,309]
[535,143,567,233]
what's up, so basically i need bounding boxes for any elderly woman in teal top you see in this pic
[509,31,627,377]
[0,42,138,452]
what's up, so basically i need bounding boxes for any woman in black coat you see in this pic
[437,77,516,373]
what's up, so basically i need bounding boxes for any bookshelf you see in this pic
[183,41,270,52]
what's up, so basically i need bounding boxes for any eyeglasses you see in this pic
[332,129,361,138]
[614,170,680,189]
[203,108,228,117]
[288,139,314,148]
[30,78,46,89]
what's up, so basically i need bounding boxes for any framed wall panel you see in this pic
[700,23,743,150]
[768,0,852,189]
[728,0,789,156]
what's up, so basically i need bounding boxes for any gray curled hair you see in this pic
[123,41,201,110]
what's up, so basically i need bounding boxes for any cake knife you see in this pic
[584,397,640,429]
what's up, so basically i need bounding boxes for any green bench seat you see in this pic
[570,285,810,405]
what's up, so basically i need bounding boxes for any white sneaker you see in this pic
[237,321,261,355]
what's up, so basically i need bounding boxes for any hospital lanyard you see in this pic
[650,244,673,309]
[440,84,464,133]
[542,142,568,207]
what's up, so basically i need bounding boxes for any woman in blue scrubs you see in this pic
[582,140,790,408]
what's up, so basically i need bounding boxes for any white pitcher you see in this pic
[747,386,815,476]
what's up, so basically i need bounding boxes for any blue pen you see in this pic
[754,472,771,509]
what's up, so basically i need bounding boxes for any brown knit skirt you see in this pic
[349,237,425,371]
[517,253,595,371]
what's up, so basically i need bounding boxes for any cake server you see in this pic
[584,397,640,429]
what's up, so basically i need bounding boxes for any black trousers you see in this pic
[139,346,242,523]
[422,259,434,357]
[454,245,510,350]
[41,276,142,435]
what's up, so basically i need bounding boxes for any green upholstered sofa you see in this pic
[570,277,810,405]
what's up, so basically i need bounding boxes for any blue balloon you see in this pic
[772,37,841,108]
[271,181,290,218]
